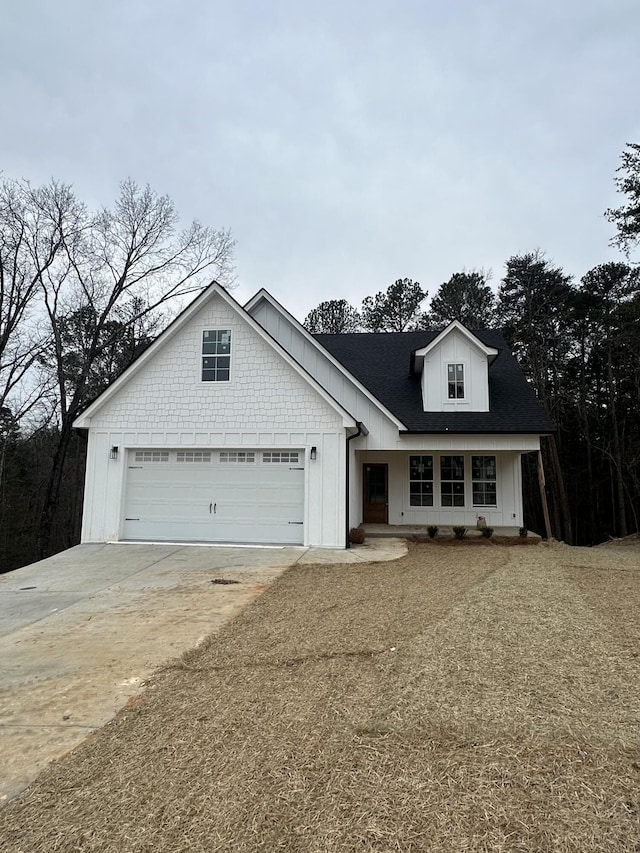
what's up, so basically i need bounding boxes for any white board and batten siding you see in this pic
[79,293,349,548]
[248,296,403,448]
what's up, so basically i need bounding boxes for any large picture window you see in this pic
[409,455,433,506]
[441,455,465,506]
[202,330,231,381]
[472,455,497,506]
[447,363,464,399]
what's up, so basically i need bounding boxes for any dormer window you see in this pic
[202,330,231,381]
[447,363,464,399]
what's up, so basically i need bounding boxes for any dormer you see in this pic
[411,321,498,413]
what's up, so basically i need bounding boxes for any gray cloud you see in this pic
[1,0,638,318]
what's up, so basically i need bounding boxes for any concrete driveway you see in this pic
[0,539,404,803]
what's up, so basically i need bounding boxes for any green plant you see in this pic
[481,526,494,538]
[452,525,467,540]
[349,527,366,545]
[427,525,438,539]
[519,526,528,538]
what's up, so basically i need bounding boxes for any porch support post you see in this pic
[537,449,552,539]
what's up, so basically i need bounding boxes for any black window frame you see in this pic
[440,455,465,507]
[447,363,465,399]
[472,455,497,506]
[409,455,434,507]
[202,329,231,382]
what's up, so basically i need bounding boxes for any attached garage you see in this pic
[122,448,305,545]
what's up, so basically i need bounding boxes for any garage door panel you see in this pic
[123,450,304,544]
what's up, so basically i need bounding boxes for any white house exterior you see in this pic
[73,283,554,548]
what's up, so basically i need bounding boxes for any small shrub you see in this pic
[519,526,528,538]
[481,526,494,538]
[427,525,438,539]
[452,525,467,540]
[349,527,365,545]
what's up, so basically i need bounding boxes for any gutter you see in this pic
[345,421,369,548]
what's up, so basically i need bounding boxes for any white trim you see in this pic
[245,289,407,431]
[73,283,358,430]
[413,320,498,372]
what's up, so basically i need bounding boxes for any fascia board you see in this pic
[244,289,407,431]
[413,320,499,359]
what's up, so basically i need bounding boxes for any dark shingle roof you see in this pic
[313,329,555,434]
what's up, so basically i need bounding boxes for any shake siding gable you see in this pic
[94,294,343,432]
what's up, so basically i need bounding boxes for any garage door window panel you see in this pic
[134,450,169,463]
[219,451,255,463]
[263,452,300,463]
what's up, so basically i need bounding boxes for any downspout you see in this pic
[345,421,368,548]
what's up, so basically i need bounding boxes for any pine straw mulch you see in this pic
[408,535,539,547]
[1,543,639,852]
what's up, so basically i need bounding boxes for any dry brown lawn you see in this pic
[1,541,639,852]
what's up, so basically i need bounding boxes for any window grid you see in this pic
[176,451,212,463]
[472,455,497,506]
[219,451,255,464]
[263,452,299,464]
[440,455,465,507]
[409,455,434,507]
[447,363,464,399]
[134,450,169,463]
[202,329,231,382]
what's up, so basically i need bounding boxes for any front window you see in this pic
[441,455,465,506]
[202,330,231,381]
[409,455,433,506]
[472,455,497,506]
[447,363,464,399]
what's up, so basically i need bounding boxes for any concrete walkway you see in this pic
[0,538,405,803]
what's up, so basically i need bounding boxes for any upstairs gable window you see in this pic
[202,330,231,382]
[447,363,464,399]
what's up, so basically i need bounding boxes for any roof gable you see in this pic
[73,283,357,429]
[411,320,498,373]
[245,289,406,430]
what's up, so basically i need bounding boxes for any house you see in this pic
[73,283,554,548]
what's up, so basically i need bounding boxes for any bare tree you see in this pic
[0,177,236,557]
[0,179,81,421]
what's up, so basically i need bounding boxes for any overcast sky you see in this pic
[1,0,638,320]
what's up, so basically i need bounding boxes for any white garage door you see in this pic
[123,449,305,544]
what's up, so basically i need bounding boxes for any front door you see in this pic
[363,463,388,523]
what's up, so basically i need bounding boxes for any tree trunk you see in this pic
[537,450,552,539]
[546,434,574,544]
[37,420,75,558]
[606,350,628,537]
